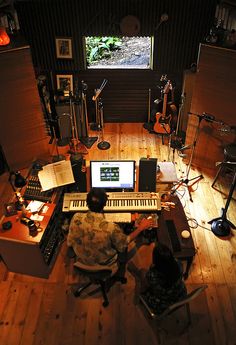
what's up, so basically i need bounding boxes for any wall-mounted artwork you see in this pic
[56,74,73,95]
[55,37,72,58]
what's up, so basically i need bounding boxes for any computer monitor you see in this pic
[90,160,136,191]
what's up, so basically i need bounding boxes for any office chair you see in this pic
[139,284,208,336]
[73,260,127,307]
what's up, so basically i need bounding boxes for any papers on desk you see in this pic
[104,213,132,223]
[38,160,75,191]
[26,200,45,213]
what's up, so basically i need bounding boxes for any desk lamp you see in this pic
[9,171,28,210]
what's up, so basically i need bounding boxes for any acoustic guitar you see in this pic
[153,80,172,134]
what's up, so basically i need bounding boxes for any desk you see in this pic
[0,202,64,278]
[158,196,195,279]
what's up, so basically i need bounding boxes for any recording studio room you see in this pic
[0,0,236,344]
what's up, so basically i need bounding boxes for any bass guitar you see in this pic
[153,80,172,134]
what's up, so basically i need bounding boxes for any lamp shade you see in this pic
[14,172,26,188]
[9,171,26,190]
[0,27,10,46]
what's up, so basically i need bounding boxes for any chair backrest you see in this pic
[160,284,208,318]
[140,284,208,319]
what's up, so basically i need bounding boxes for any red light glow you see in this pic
[0,27,10,46]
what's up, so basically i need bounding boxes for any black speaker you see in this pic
[67,154,87,192]
[138,158,157,192]
[55,103,88,139]
[0,145,8,176]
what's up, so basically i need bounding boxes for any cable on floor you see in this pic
[187,217,212,231]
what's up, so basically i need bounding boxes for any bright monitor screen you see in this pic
[90,160,135,190]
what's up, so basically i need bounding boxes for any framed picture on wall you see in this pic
[56,74,73,96]
[55,37,72,59]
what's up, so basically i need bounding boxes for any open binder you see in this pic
[38,160,75,191]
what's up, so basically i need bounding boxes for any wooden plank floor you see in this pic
[0,123,236,345]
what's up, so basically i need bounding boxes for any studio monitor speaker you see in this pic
[138,158,157,192]
[55,103,87,140]
[55,104,72,139]
[67,155,87,192]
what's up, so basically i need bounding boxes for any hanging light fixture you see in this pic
[0,26,10,46]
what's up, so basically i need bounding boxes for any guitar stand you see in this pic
[158,124,170,145]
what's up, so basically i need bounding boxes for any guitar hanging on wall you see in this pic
[153,79,173,134]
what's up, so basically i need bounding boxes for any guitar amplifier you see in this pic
[156,162,178,193]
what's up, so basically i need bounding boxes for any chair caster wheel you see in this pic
[120,277,127,284]
[103,300,109,307]
[114,276,127,284]
[73,290,81,297]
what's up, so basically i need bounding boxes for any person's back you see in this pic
[68,210,127,266]
[67,188,128,267]
[142,243,187,314]
[67,188,154,271]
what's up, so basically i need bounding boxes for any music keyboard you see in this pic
[62,192,161,213]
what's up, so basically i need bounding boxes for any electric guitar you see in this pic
[153,80,172,134]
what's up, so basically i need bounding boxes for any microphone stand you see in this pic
[92,79,110,150]
[76,80,98,149]
[208,162,236,237]
[171,113,205,201]
[97,99,110,150]
[172,112,226,201]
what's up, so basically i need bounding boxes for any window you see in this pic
[85,36,153,69]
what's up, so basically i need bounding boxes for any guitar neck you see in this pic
[162,93,168,117]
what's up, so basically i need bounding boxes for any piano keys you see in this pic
[62,192,161,213]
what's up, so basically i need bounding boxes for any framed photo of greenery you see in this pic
[55,37,72,59]
[56,74,73,95]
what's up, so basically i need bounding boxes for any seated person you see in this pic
[128,242,187,314]
[67,188,154,277]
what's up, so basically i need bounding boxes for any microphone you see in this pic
[178,144,192,151]
[188,112,199,116]
[188,112,216,122]
[202,112,215,121]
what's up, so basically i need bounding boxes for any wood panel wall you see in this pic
[14,0,217,122]
[185,44,236,170]
[0,46,50,170]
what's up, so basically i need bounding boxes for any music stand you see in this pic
[208,162,236,236]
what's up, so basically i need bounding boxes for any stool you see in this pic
[212,143,236,188]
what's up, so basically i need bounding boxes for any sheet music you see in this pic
[38,160,75,191]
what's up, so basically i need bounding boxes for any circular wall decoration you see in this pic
[120,15,140,36]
